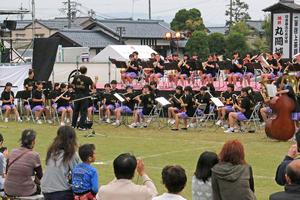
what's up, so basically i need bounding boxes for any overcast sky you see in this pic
[1,0,300,26]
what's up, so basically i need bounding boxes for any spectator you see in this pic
[275,129,300,185]
[270,160,300,200]
[41,126,80,200]
[192,151,218,200]
[4,129,42,197]
[96,153,157,200]
[0,133,7,196]
[153,165,187,200]
[211,140,256,200]
[72,144,98,200]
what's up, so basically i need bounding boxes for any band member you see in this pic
[100,84,118,123]
[1,82,22,122]
[261,53,277,81]
[171,86,196,131]
[167,86,184,125]
[195,86,211,114]
[243,53,255,86]
[190,54,201,86]
[23,69,35,89]
[149,54,165,84]
[50,83,60,110]
[31,81,52,124]
[178,54,191,85]
[22,83,34,121]
[122,54,141,84]
[215,84,235,126]
[129,85,155,128]
[150,81,159,97]
[110,80,119,93]
[55,83,73,126]
[112,85,136,126]
[71,66,96,130]
[224,87,254,133]
[273,52,283,77]
[202,55,218,85]
[228,52,244,85]
[87,89,98,122]
[168,54,180,86]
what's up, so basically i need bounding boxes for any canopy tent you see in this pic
[91,45,158,62]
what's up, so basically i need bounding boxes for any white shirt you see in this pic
[153,193,186,200]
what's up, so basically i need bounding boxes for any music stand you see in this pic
[154,97,171,128]
[113,93,130,127]
[210,97,224,108]
[15,90,26,117]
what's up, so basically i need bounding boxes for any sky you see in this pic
[1,0,300,26]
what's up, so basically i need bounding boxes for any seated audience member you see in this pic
[275,129,300,185]
[41,126,80,200]
[192,151,219,200]
[72,144,98,200]
[212,140,256,200]
[270,160,300,200]
[4,129,43,197]
[1,82,22,122]
[0,134,7,196]
[153,165,187,200]
[96,153,158,200]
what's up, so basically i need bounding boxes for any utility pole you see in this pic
[20,3,25,20]
[32,0,36,39]
[67,0,71,28]
[229,0,233,27]
[148,0,151,20]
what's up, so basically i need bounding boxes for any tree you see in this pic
[185,31,209,59]
[208,33,225,55]
[229,21,251,37]
[262,15,272,51]
[225,32,250,58]
[225,0,251,26]
[171,8,205,32]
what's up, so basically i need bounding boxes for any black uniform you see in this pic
[23,77,35,88]
[1,90,14,106]
[71,74,93,129]
[182,94,196,117]
[140,93,155,115]
[31,90,43,108]
[56,91,71,108]
[154,60,165,75]
[231,58,244,74]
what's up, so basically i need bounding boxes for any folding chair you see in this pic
[241,102,262,133]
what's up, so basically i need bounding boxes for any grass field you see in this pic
[0,120,293,200]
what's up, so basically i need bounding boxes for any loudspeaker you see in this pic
[1,48,10,63]
[4,20,17,30]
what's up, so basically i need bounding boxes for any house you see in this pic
[84,19,175,56]
[50,30,120,56]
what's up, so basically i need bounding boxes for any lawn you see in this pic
[0,120,292,200]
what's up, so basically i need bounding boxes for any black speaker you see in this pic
[4,20,17,30]
[1,48,10,63]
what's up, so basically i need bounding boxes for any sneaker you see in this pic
[47,120,53,124]
[171,128,179,131]
[221,124,229,129]
[181,127,188,130]
[167,119,172,124]
[215,120,223,126]
[106,118,111,124]
[18,118,23,123]
[78,127,87,131]
[112,120,120,126]
[128,123,137,128]
[170,119,176,125]
[26,117,30,121]
[37,120,42,124]
[260,122,266,127]
[188,123,195,128]
[66,119,70,124]
[60,122,65,126]
[224,128,235,133]
[4,118,8,123]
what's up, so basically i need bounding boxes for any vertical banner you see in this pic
[292,13,300,56]
[273,13,290,58]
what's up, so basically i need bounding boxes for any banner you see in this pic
[273,13,290,58]
[292,13,300,56]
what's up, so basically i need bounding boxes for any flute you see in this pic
[53,90,68,103]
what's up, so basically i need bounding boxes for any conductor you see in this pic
[71,66,97,130]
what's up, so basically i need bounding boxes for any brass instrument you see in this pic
[256,54,273,74]
[153,61,159,68]
[202,61,207,70]
[179,95,187,112]
[169,94,182,104]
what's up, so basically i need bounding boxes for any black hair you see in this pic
[36,81,43,86]
[104,83,111,88]
[194,151,219,183]
[241,86,256,106]
[5,82,12,87]
[113,153,137,180]
[295,130,300,151]
[176,86,183,91]
[79,144,95,162]
[200,86,207,91]
[162,165,187,194]
[54,83,60,88]
[227,84,234,90]
[0,147,7,153]
[111,80,117,85]
[150,81,157,87]
[143,84,152,91]
[0,133,4,144]
[206,83,216,92]
[286,162,300,184]
[20,129,36,149]
[129,54,134,58]
[60,83,67,89]
[184,86,193,93]
[79,66,87,74]
[132,51,139,55]
[28,69,34,75]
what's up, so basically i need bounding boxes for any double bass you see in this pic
[264,77,296,141]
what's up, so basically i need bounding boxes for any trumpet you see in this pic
[169,94,182,104]
[256,53,273,73]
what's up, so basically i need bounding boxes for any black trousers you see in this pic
[72,98,89,128]
[43,190,73,200]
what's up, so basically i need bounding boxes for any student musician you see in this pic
[129,85,155,128]
[171,86,196,131]
[202,55,218,85]
[190,54,201,86]
[178,54,191,85]
[23,69,35,89]
[228,52,244,86]
[55,83,73,126]
[110,80,119,94]
[31,81,52,124]
[167,54,180,86]
[273,52,283,77]
[22,83,34,121]
[1,82,22,123]
[168,86,183,125]
[261,53,277,81]
[215,84,235,126]
[50,83,60,110]
[100,84,118,123]
[112,85,136,127]
[87,88,98,122]
[243,53,255,86]
[224,87,254,133]
[150,81,159,97]
[149,54,165,84]
[195,86,211,114]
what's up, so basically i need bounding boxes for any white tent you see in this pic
[91,45,158,62]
